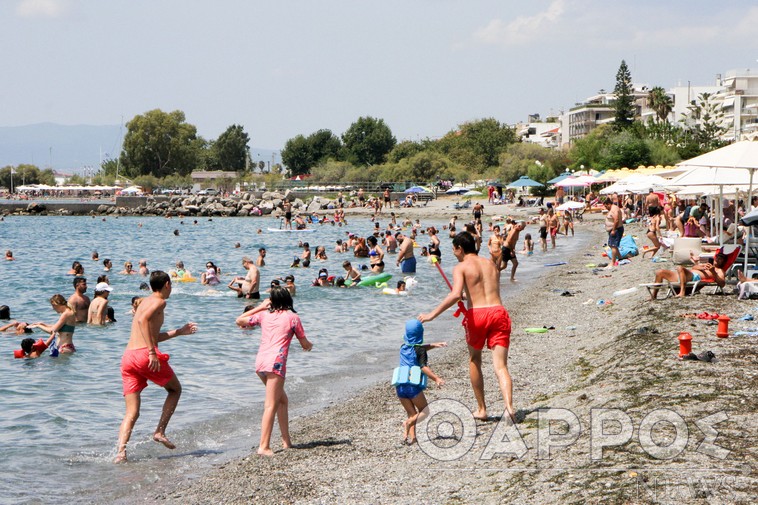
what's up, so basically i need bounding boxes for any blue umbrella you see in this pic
[404,186,431,193]
[547,171,572,184]
[508,175,544,188]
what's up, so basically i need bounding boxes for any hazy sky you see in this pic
[2,0,756,151]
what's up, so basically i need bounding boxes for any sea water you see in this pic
[0,214,592,504]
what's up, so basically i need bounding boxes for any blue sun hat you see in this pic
[404,319,424,346]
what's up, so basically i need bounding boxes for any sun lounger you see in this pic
[641,245,741,298]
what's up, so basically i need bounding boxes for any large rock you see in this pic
[26,202,46,213]
[259,201,275,215]
[306,199,322,213]
[262,191,285,201]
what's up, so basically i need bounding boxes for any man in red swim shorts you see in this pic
[419,231,515,423]
[114,271,197,463]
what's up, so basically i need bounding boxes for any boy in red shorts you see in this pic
[114,271,197,463]
[419,231,515,423]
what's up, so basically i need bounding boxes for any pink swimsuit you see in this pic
[248,310,306,378]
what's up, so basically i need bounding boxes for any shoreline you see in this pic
[129,215,755,504]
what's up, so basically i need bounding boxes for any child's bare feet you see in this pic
[153,433,176,449]
[257,447,275,457]
[113,451,127,464]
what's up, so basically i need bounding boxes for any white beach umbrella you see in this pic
[556,201,585,211]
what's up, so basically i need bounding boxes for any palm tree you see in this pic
[648,86,673,123]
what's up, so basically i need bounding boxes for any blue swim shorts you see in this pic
[400,256,417,274]
[607,226,624,249]
[396,383,423,399]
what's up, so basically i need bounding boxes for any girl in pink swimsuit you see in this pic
[236,287,313,456]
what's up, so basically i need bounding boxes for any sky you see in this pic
[2,0,757,153]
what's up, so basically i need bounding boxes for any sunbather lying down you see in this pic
[649,252,727,300]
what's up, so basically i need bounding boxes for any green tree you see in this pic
[438,118,516,170]
[308,129,342,165]
[402,151,458,182]
[281,134,313,177]
[648,86,673,123]
[599,131,651,169]
[341,116,396,166]
[613,60,635,131]
[387,140,426,163]
[133,174,160,194]
[39,168,55,186]
[679,92,728,156]
[120,109,202,178]
[67,174,87,185]
[568,124,614,170]
[213,124,250,171]
[309,160,354,182]
[0,164,50,190]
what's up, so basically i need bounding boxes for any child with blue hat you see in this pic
[393,319,446,445]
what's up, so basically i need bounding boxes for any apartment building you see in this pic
[716,68,758,140]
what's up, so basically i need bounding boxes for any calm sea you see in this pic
[0,213,591,504]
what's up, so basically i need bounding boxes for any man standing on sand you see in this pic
[115,271,197,463]
[604,197,623,266]
[396,232,417,274]
[501,221,525,282]
[68,277,90,323]
[419,232,515,423]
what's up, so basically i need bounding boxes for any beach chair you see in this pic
[641,245,741,298]
[689,245,740,295]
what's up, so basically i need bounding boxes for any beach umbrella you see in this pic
[462,190,483,198]
[555,175,596,187]
[404,186,431,194]
[547,171,572,184]
[556,201,585,211]
[507,175,544,188]
[487,181,505,188]
[446,186,469,195]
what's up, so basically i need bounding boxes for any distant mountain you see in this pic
[0,123,281,173]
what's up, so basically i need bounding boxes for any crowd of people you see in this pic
[5,198,584,461]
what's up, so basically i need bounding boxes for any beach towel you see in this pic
[606,235,638,259]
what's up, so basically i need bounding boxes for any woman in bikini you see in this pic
[30,294,78,353]
[367,236,385,273]
[427,227,441,262]
[642,213,664,258]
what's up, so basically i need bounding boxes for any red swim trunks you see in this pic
[121,347,175,396]
[464,306,512,350]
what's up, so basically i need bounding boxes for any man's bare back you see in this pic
[459,254,503,309]
[127,293,166,350]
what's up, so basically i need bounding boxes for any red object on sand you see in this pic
[716,315,730,338]
[678,332,692,356]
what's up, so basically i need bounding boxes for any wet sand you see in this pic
[130,213,757,504]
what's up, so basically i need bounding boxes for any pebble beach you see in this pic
[118,199,756,505]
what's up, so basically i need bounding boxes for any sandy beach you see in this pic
[126,207,756,505]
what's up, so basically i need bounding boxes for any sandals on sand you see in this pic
[680,351,716,362]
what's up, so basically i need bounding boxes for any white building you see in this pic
[560,85,652,146]
[516,120,561,148]
[716,68,758,140]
